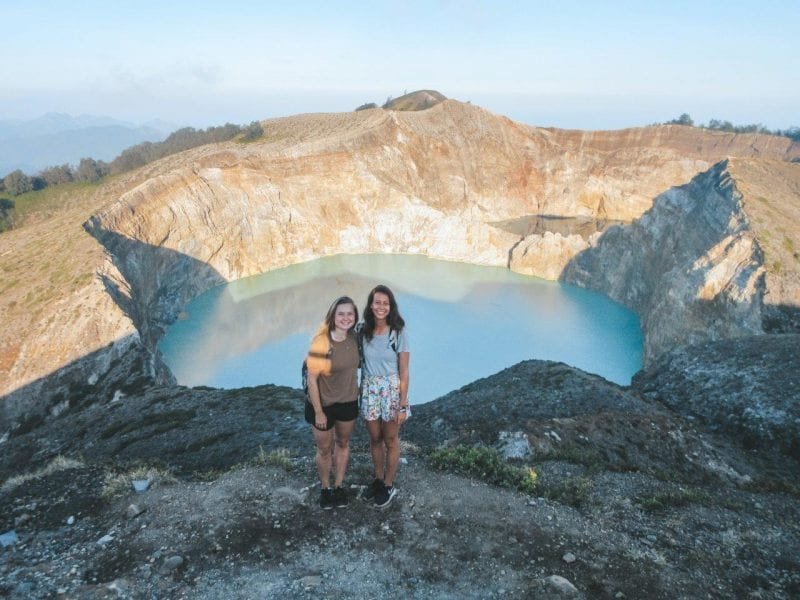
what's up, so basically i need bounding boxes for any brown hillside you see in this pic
[383,89,447,111]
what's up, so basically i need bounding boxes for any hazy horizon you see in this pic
[2,1,798,132]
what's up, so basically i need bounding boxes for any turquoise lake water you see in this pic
[157,254,644,403]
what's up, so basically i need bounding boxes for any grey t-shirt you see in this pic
[362,328,410,377]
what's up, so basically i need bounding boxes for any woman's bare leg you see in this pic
[312,427,334,488]
[381,420,400,487]
[333,419,355,487]
[365,419,385,480]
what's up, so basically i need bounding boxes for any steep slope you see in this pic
[0,180,139,419]
[559,159,800,360]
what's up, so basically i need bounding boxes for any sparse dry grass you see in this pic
[101,465,178,499]
[731,159,800,292]
[0,183,108,346]
[1,455,84,493]
[638,487,712,511]
[9,181,102,226]
[252,446,295,471]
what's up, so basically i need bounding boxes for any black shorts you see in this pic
[305,400,358,431]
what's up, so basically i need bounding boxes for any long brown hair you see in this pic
[307,296,358,375]
[363,285,405,341]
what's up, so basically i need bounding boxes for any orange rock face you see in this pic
[2,100,799,401]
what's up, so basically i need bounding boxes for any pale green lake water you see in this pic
[158,254,643,403]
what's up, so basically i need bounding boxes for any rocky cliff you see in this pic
[560,161,761,360]
[2,100,800,418]
[556,159,800,361]
[83,102,799,357]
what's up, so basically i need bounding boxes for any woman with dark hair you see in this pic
[305,296,360,510]
[359,284,410,508]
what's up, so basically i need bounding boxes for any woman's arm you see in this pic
[307,370,328,430]
[396,351,410,424]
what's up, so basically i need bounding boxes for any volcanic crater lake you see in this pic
[158,254,644,403]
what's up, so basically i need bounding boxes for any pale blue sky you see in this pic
[2,0,798,130]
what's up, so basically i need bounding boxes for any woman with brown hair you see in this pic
[305,296,360,510]
[359,284,410,509]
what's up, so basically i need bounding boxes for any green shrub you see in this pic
[0,198,14,232]
[240,121,264,142]
[253,446,295,471]
[541,476,592,507]
[427,445,538,494]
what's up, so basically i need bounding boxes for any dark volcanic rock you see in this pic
[406,361,654,451]
[1,359,800,599]
[0,384,312,481]
[407,361,758,484]
[633,334,800,457]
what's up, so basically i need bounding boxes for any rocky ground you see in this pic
[1,349,799,599]
[634,334,800,457]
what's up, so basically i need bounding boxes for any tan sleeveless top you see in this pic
[310,333,359,406]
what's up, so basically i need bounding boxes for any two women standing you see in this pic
[304,285,410,510]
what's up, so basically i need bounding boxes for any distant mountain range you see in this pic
[0,113,178,175]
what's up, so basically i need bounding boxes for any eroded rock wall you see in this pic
[3,101,800,413]
[561,161,767,362]
[86,103,799,357]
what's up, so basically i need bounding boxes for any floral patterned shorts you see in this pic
[360,374,402,421]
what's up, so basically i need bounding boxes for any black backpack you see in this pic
[301,348,331,404]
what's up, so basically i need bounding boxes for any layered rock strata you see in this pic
[2,100,800,417]
[86,103,799,359]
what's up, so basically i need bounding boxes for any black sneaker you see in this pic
[374,484,398,509]
[333,486,349,508]
[361,478,384,501]
[320,487,335,510]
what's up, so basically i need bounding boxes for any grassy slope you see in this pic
[0,138,245,379]
[730,159,800,295]
[0,182,114,373]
